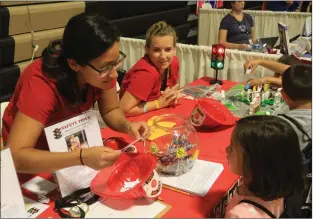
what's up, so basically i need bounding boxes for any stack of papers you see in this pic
[160,159,224,196]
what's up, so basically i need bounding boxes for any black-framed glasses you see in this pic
[87,51,127,76]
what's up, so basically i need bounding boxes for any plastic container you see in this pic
[90,153,161,199]
[144,114,199,176]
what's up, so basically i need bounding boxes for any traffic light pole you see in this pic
[210,69,223,85]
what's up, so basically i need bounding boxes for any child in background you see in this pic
[225,115,304,218]
[119,21,180,117]
[244,58,312,153]
[279,65,312,152]
[244,55,304,87]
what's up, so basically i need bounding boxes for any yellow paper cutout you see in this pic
[147,117,176,128]
[192,150,199,160]
[146,116,177,141]
[147,127,170,141]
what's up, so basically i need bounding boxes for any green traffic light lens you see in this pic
[217,62,224,69]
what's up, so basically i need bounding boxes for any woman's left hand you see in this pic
[125,121,150,140]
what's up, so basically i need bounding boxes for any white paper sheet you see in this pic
[85,198,167,218]
[21,176,57,195]
[160,159,224,196]
[23,197,49,218]
[44,110,103,197]
[1,148,27,218]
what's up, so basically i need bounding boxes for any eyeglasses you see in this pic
[87,51,127,76]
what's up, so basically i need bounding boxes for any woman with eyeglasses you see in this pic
[2,13,149,174]
[218,1,256,50]
[119,21,180,117]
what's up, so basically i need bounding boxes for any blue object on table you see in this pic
[244,84,251,91]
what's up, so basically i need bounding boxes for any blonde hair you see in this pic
[145,21,177,48]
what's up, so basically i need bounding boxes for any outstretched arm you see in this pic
[244,59,290,75]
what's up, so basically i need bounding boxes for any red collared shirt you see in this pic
[119,55,179,102]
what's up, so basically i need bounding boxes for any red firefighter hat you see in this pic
[90,153,162,200]
[189,98,237,128]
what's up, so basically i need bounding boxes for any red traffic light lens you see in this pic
[212,47,217,54]
[217,47,225,55]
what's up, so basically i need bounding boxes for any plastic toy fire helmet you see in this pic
[90,153,161,200]
[190,98,237,128]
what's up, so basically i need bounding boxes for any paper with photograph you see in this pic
[44,109,103,197]
[23,197,49,218]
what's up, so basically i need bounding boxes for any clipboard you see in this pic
[0,137,4,150]
[155,200,172,218]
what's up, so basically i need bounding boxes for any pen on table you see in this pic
[162,185,193,196]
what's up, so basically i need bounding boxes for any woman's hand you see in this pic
[81,146,121,170]
[125,121,149,139]
[239,44,250,50]
[158,85,180,108]
[244,59,261,74]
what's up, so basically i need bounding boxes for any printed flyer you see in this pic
[44,110,103,197]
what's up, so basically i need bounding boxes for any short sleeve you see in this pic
[17,76,57,124]
[219,16,229,30]
[126,71,156,101]
[246,14,254,27]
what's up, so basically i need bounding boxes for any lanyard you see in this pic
[230,12,253,43]
[54,187,100,218]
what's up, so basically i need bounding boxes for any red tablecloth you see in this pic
[19,77,239,218]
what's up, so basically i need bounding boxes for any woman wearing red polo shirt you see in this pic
[2,13,149,174]
[119,21,180,116]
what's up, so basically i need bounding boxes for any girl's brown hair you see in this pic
[145,21,177,48]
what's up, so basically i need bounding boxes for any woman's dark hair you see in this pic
[42,13,120,104]
[233,115,304,201]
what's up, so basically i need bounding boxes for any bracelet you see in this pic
[80,149,85,166]
[143,103,147,113]
[154,100,160,109]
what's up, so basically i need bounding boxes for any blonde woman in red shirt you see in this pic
[119,21,180,117]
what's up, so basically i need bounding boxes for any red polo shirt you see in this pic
[2,58,115,150]
[119,55,179,102]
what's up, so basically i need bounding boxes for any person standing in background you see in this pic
[218,1,256,50]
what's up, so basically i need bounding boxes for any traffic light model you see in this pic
[210,44,225,85]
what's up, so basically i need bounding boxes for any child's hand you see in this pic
[246,77,269,87]
[244,59,261,74]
